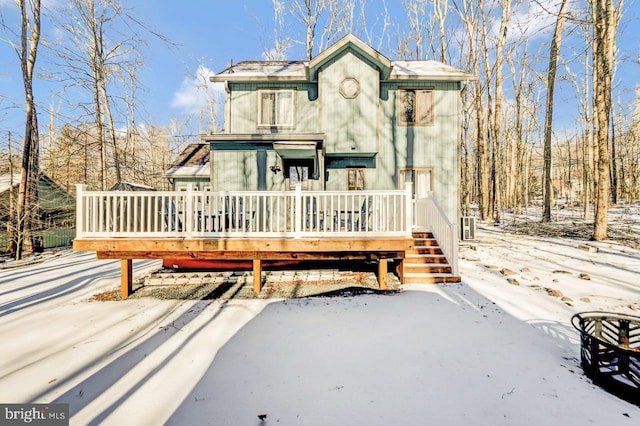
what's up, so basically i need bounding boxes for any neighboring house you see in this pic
[109,182,157,191]
[204,34,475,224]
[164,143,210,191]
[0,173,76,251]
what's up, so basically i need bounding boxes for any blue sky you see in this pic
[0,1,289,140]
[0,0,639,144]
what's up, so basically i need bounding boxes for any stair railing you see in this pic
[413,194,459,277]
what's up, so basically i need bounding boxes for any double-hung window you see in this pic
[398,89,434,125]
[259,89,294,127]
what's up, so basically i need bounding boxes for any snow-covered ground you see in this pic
[1,206,639,425]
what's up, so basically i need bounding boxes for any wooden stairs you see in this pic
[402,231,461,284]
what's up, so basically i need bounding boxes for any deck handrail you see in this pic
[414,194,459,277]
[75,184,414,239]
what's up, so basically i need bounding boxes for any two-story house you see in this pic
[202,34,474,225]
[73,34,474,298]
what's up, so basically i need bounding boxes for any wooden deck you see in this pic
[72,185,460,298]
[73,237,413,299]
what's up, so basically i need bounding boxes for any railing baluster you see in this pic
[76,188,414,238]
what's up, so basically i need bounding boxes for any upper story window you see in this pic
[258,89,294,127]
[398,89,434,125]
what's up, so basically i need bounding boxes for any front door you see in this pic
[288,164,310,190]
[398,168,432,199]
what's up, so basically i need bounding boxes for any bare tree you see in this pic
[402,0,450,62]
[317,0,355,51]
[561,28,594,221]
[11,0,42,259]
[6,132,16,255]
[269,0,363,60]
[404,0,430,59]
[266,0,293,60]
[507,37,536,216]
[453,0,490,219]
[590,0,622,240]
[286,0,325,60]
[50,0,145,189]
[434,0,449,63]
[542,0,570,222]
[481,0,512,223]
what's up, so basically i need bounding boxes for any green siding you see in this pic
[319,50,378,154]
[0,176,76,252]
[173,178,211,191]
[219,55,461,222]
[228,83,318,134]
[0,229,75,251]
[212,151,285,191]
[376,81,460,221]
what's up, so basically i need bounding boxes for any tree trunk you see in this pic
[489,0,511,224]
[434,0,448,63]
[100,74,123,184]
[591,0,620,240]
[8,132,16,257]
[610,106,617,204]
[14,0,42,260]
[542,0,570,222]
[453,0,489,220]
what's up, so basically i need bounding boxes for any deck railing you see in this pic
[414,194,459,277]
[75,184,414,239]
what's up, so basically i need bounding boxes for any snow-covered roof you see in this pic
[212,61,308,82]
[109,182,157,191]
[389,60,477,81]
[0,173,22,193]
[165,143,211,178]
[164,164,210,178]
[211,35,475,83]
[214,59,475,82]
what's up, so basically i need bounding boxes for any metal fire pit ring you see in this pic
[571,311,640,404]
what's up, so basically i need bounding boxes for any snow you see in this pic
[1,207,639,425]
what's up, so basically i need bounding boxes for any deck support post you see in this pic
[253,259,262,293]
[121,259,133,299]
[397,259,404,284]
[378,258,388,290]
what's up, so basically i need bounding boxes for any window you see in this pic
[259,90,294,127]
[398,89,434,125]
[347,169,365,190]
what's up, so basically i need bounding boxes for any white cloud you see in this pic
[488,0,567,44]
[513,1,557,39]
[171,65,225,116]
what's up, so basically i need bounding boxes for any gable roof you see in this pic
[211,34,475,84]
[165,143,210,178]
[0,173,22,193]
[308,34,392,81]
[109,182,156,191]
[0,172,74,195]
